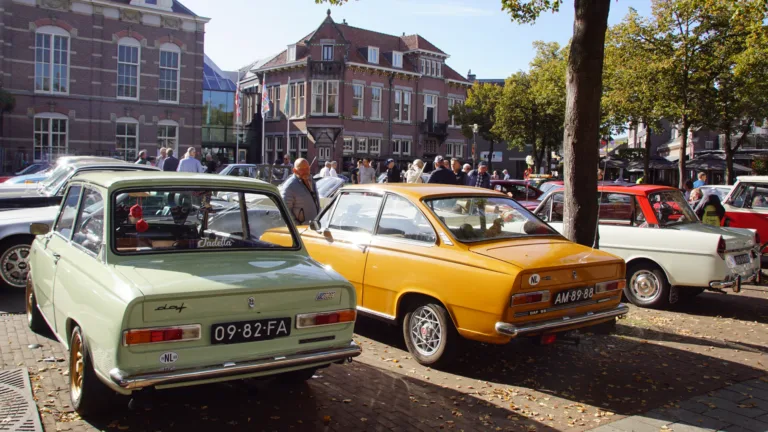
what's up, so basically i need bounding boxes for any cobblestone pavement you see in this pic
[1,285,766,432]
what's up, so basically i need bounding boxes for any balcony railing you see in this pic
[419,121,449,138]
[309,60,344,79]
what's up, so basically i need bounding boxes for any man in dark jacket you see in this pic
[385,159,401,183]
[467,161,492,189]
[451,158,467,186]
[162,149,180,172]
[427,155,456,185]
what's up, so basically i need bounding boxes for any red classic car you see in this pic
[721,176,768,256]
[490,180,543,210]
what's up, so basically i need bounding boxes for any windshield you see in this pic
[424,196,558,243]
[316,177,344,198]
[112,188,297,254]
[648,190,697,227]
[40,165,75,195]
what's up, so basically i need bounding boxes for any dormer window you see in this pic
[287,44,296,62]
[368,46,379,64]
[420,58,442,77]
[392,51,403,68]
[322,45,333,61]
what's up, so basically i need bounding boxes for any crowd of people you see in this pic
[134,147,226,174]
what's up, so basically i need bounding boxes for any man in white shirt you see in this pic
[156,147,167,170]
[177,147,205,173]
[330,161,338,177]
[358,158,376,184]
[319,161,332,177]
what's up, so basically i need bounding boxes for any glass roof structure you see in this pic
[203,55,237,92]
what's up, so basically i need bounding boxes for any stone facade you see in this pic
[0,0,208,170]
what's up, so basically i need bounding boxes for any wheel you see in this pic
[402,302,459,367]
[0,237,33,289]
[624,263,671,309]
[26,276,47,333]
[276,367,320,384]
[69,326,114,416]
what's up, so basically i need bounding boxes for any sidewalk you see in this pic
[593,377,768,432]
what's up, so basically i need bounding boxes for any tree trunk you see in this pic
[723,126,733,185]
[562,0,610,248]
[546,144,552,175]
[643,123,652,183]
[488,140,494,173]
[678,116,689,189]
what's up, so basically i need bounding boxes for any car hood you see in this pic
[0,185,43,196]
[0,205,58,224]
[469,238,622,269]
[666,223,755,249]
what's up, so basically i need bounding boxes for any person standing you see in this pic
[467,161,492,189]
[452,158,467,186]
[462,163,472,174]
[502,169,510,180]
[330,161,339,177]
[280,158,320,225]
[156,148,167,170]
[319,161,332,177]
[696,193,725,227]
[350,160,361,184]
[359,158,376,184]
[693,172,707,188]
[204,154,217,173]
[683,180,694,200]
[135,150,148,165]
[162,149,179,171]
[385,159,401,183]
[427,156,456,185]
[405,159,425,183]
[177,147,205,173]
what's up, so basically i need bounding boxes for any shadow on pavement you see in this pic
[0,287,25,314]
[672,289,768,325]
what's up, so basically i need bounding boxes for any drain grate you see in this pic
[0,368,43,432]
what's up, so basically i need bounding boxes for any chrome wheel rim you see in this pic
[1,244,30,288]
[630,270,661,303]
[70,332,84,402]
[409,306,442,357]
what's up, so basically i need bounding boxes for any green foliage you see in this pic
[500,0,563,24]
[752,159,768,176]
[0,88,14,114]
[452,82,504,144]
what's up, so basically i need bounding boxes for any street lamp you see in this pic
[472,123,478,169]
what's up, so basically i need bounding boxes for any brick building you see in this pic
[0,0,208,171]
[249,10,472,173]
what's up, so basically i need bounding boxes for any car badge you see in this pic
[316,291,336,301]
[572,271,578,280]
[528,274,540,286]
[247,297,255,309]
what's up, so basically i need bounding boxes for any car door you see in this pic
[32,184,82,329]
[301,191,384,303]
[723,183,768,240]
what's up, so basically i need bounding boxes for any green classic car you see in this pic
[25,172,361,415]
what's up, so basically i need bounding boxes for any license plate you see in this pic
[211,318,291,345]
[734,254,750,265]
[553,287,594,306]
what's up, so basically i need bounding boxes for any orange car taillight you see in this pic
[296,309,356,329]
[595,279,626,294]
[511,290,550,306]
[123,324,201,346]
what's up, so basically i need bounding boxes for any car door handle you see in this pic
[52,253,61,263]
[356,244,367,252]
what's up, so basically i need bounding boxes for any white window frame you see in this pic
[392,51,403,68]
[403,91,411,123]
[115,117,139,161]
[158,43,181,103]
[289,82,304,118]
[298,82,305,117]
[424,94,438,122]
[265,136,273,151]
[455,142,463,158]
[368,46,379,64]
[401,139,411,156]
[326,80,339,115]
[289,135,298,152]
[356,137,367,154]
[319,147,331,160]
[157,119,179,155]
[270,85,281,118]
[299,135,308,152]
[35,26,70,95]
[275,136,283,152]
[392,139,401,155]
[352,83,364,118]
[420,58,425,74]
[394,90,402,122]
[311,80,324,116]
[287,44,296,62]
[117,37,140,100]
[322,45,333,61]
[343,137,354,155]
[33,112,68,162]
[436,61,442,77]
[371,87,382,120]
[448,98,463,127]
[369,138,380,155]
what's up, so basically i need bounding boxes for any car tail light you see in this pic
[540,334,557,345]
[296,309,356,329]
[595,279,626,294]
[511,290,550,306]
[717,236,726,259]
[123,324,201,346]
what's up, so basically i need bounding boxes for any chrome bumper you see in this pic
[709,272,758,292]
[109,342,361,390]
[495,303,629,338]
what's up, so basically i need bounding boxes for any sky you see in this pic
[184,0,653,79]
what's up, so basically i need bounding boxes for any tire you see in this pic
[402,302,459,367]
[69,326,114,416]
[25,276,46,333]
[624,262,671,309]
[0,236,34,289]
[276,367,321,384]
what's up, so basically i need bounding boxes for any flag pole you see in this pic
[235,69,241,163]
[286,76,291,164]
[261,72,266,164]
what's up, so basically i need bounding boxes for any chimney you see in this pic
[342,19,347,24]
[467,69,476,82]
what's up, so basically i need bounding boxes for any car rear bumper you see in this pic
[709,271,758,292]
[495,303,629,337]
[109,341,361,391]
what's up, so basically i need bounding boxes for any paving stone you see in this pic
[666,422,715,432]
[608,417,671,432]
[679,399,710,414]
[590,426,626,432]
[710,389,751,404]
[646,408,729,431]
[692,396,767,419]
[703,408,768,432]
[742,379,768,392]
[729,384,768,402]
[633,415,676,429]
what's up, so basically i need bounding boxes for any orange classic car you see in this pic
[281,184,628,366]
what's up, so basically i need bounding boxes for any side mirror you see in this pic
[30,223,50,235]
[309,220,322,232]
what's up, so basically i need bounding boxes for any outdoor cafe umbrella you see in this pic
[627,156,676,172]
[686,153,752,172]
[599,156,628,169]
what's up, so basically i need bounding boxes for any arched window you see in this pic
[117,37,141,99]
[158,43,181,103]
[157,119,178,156]
[33,113,68,162]
[115,117,139,161]
[35,26,70,94]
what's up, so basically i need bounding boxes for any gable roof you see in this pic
[401,34,445,55]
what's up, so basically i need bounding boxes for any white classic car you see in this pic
[534,184,760,309]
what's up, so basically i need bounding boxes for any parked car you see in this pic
[26,171,361,415]
[14,163,50,177]
[534,184,760,309]
[491,180,543,210]
[4,172,50,185]
[218,163,259,178]
[699,185,733,201]
[262,184,629,366]
[721,176,768,249]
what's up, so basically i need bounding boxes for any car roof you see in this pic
[71,171,277,192]
[68,160,153,170]
[736,176,768,183]
[339,183,504,199]
[547,184,679,195]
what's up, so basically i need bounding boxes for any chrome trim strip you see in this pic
[295,309,356,329]
[495,303,629,337]
[356,306,396,321]
[122,324,202,347]
[109,342,362,390]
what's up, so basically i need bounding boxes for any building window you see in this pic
[392,139,411,156]
[287,44,296,62]
[275,136,283,152]
[297,83,305,117]
[157,122,178,155]
[436,61,442,77]
[356,137,367,154]
[319,147,331,160]
[447,142,464,158]
[265,136,273,151]
[424,140,437,154]
[115,120,138,161]
[322,45,333,61]
[394,90,402,122]
[299,135,308,151]
[420,58,425,74]
[392,52,403,68]
[289,135,298,152]
[394,90,411,123]
[369,138,380,155]
[403,92,411,122]
[371,87,382,119]
[448,98,463,127]
[35,27,69,94]
[326,81,339,115]
[368,47,379,64]
[705,140,714,150]
[392,140,400,154]
[117,39,140,99]
[424,94,438,123]
[343,137,354,155]
[352,84,364,118]
[159,44,180,103]
[312,81,324,115]
[269,85,281,118]
[33,115,68,162]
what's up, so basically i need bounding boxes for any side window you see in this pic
[54,185,82,239]
[328,192,383,233]
[749,186,768,209]
[73,188,105,255]
[551,193,564,222]
[633,197,647,226]
[376,194,436,243]
[729,184,751,208]
[598,193,633,225]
